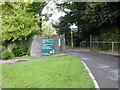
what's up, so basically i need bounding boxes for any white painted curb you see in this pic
[82,61,100,89]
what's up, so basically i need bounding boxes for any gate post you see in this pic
[63,34,66,52]
[59,34,66,53]
[112,42,114,52]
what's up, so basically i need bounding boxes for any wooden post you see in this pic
[112,42,114,52]
[90,35,92,51]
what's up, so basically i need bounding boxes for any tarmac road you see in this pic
[65,49,119,89]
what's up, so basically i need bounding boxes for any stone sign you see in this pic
[30,35,65,57]
[42,39,55,56]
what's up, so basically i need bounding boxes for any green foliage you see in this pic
[11,45,28,57]
[100,27,119,42]
[54,2,120,46]
[42,23,57,36]
[92,27,120,51]
[2,2,45,45]
[80,41,89,48]
[26,2,46,15]
[1,2,47,57]
[1,50,14,60]
[114,44,120,51]
[94,43,111,51]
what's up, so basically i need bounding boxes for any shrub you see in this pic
[12,45,28,57]
[80,41,89,48]
[1,50,14,60]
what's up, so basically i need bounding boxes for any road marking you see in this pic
[69,49,80,52]
[82,61,100,89]
[81,57,89,60]
[100,66,110,69]
[69,49,90,52]
[109,69,118,81]
[98,64,118,81]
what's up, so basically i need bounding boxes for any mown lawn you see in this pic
[12,56,40,60]
[2,54,95,88]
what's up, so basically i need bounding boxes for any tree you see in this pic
[54,2,120,46]
[2,2,46,45]
[26,2,46,27]
[42,22,57,36]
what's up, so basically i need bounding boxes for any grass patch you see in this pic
[12,56,40,60]
[2,54,95,88]
[11,53,65,60]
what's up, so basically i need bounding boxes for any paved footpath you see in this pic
[0,58,39,63]
[65,49,119,88]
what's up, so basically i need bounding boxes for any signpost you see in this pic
[42,39,55,56]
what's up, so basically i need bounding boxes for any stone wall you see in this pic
[30,35,61,57]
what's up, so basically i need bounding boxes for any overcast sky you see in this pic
[42,1,65,25]
[42,0,78,30]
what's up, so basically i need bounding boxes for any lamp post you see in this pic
[69,23,78,48]
[70,25,74,48]
[71,30,73,47]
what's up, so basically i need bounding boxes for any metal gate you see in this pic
[59,34,65,53]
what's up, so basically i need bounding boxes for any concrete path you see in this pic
[0,59,39,63]
[65,49,119,88]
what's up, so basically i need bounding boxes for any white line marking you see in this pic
[81,57,89,60]
[82,61,100,89]
[69,49,80,52]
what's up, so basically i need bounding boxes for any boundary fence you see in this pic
[92,41,120,52]
[90,35,120,52]
[80,35,120,52]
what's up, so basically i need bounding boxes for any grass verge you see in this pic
[2,54,95,88]
[12,56,40,60]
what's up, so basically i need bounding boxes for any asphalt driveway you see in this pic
[65,49,119,88]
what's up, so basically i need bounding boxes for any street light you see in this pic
[70,27,73,48]
[69,24,78,48]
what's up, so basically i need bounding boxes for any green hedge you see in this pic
[12,45,28,57]
[80,41,89,48]
[1,50,14,60]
